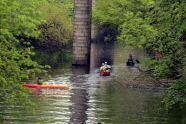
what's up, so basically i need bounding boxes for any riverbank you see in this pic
[113,64,175,90]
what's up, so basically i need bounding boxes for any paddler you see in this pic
[36,77,42,85]
[100,62,111,72]
[127,54,134,63]
[100,63,107,72]
[104,62,111,71]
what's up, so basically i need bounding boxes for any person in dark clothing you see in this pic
[126,54,135,66]
[128,54,134,62]
[36,77,42,85]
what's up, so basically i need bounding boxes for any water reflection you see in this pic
[1,63,184,124]
[93,80,165,124]
[1,44,184,124]
[70,66,89,124]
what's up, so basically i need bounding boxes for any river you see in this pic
[1,43,184,124]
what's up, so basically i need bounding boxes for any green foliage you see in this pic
[163,76,186,111]
[94,0,157,47]
[33,50,72,67]
[118,19,157,48]
[0,0,45,39]
[145,0,186,78]
[36,0,73,49]
[0,0,48,118]
[140,58,158,69]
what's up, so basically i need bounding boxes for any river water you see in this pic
[1,44,184,124]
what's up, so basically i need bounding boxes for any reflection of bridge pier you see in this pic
[70,89,89,124]
[70,66,89,124]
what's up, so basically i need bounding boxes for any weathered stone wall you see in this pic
[91,0,96,40]
[73,0,92,65]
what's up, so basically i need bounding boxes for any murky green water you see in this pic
[1,44,185,124]
[1,64,184,124]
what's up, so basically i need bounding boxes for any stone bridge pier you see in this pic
[72,0,92,65]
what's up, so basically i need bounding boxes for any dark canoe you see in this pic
[126,61,135,66]
[100,72,110,76]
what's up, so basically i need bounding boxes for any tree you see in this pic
[34,0,73,51]
[0,0,48,117]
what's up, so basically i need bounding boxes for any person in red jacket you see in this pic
[154,52,161,60]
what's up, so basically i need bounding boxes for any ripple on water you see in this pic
[1,65,181,124]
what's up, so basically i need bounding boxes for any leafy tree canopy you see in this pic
[35,0,73,50]
[0,0,48,114]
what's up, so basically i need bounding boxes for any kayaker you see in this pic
[126,54,135,66]
[127,54,134,63]
[100,62,111,72]
[154,52,161,60]
[36,77,42,85]
[100,63,107,72]
[100,65,107,72]
[104,61,111,72]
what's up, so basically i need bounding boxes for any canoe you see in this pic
[100,72,110,76]
[126,61,135,66]
[22,84,70,89]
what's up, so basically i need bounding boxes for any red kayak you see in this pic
[100,72,110,76]
[22,84,70,89]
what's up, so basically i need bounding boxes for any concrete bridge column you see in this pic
[73,0,92,65]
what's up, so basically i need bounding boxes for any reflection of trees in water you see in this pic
[95,79,165,124]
